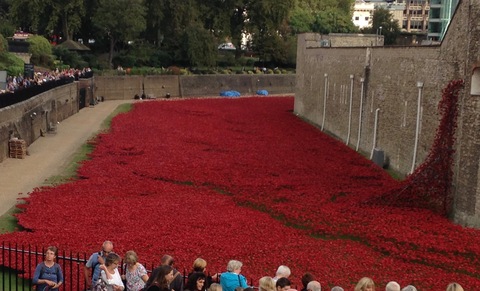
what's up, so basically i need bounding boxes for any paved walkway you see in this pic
[0,100,134,217]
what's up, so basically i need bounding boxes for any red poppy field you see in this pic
[1,96,480,290]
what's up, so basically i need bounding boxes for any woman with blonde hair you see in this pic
[122,250,149,291]
[259,276,276,291]
[446,282,464,291]
[189,258,218,288]
[354,277,375,291]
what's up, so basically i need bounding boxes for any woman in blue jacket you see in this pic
[220,260,248,291]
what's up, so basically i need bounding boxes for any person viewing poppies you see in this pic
[220,260,248,291]
[99,252,125,290]
[446,282,464,291]
[32,246,64,290]
[147,255,183,291]
[185,272,208,291]
[85,240,114,290]
[385,281,400,291]
[122,250,149,291]
[354,277,375,291]
[275,278,291,291]
[208,283,222,291]
[300,273,315,291]
[146,265,174,291]
[401,286,417,291]
[331,287,344,291]
[272,266,291,283]
[189,257,218,288]
[259,276,276,291]
[306,281,321,291]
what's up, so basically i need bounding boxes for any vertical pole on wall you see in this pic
[370,108,380,159]
[411,81,424,174]
[346,74,354,145]
[356,78,365,151]
[321,73,328,131]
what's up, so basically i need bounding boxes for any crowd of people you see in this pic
[1,67,92,94]
[33,241,465,291]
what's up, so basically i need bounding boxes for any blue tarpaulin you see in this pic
[220,90,241,97]
[256,90,268,96]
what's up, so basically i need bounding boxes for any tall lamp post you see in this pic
[376,26,383,46]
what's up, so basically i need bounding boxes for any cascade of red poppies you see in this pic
[1,96,480,290]
[375,79,464,215]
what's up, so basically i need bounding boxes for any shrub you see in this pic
[0,51,25,75]
[167,66,181,75]
[28,35,53,67]
[52,46,88,69]
[150,50,173,68]
[179,68,189,75]
[0,34,7,53]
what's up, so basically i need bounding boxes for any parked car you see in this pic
[218,42,236,50]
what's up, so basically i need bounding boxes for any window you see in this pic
[471,68,480,95]
[365,17,369,21]
[355,16,359,20]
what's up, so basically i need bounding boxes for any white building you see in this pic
[352,1,375,29]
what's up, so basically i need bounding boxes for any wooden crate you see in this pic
[9,139,27,159]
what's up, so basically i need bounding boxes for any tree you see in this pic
[7,0,84,39]
[144,0,166,47]
[0,33,7,52]
[291,0,356,34]
[28,35,53,66]
[47,0,85,40]
[370,7,400,45]
[92,0,146,68]
[289,7,315,34]
[181,25,217,67]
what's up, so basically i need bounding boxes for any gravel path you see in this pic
[0,100,134,217]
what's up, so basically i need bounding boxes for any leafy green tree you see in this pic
[291,0,356,34]
[0,51,25,75]
[145,0,215,66]
[247,0,295,66]
[0,33,7,52]
[46,0,85,40]
[92,0,146,68]
[52,46,88,69]
[7,0,83,39]
[289,7,315,34]
[27,35,53,67]
[180,25,217,67]
[8,0,46,34]
[144,0,166,47]
[369,7,400,45]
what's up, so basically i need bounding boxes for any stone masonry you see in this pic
[294,0,480,227]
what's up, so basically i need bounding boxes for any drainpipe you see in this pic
[321,73,328,131]
[370,108,380,159]
[356,78,365,151]
[411,81,424,174]
[346,75,354,145]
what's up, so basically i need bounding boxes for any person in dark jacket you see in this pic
[147,255,184,291]
[185,272,207,291]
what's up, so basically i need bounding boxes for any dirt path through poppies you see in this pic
[0,100,134,217]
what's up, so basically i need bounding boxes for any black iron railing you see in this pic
[1,242,255,291]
